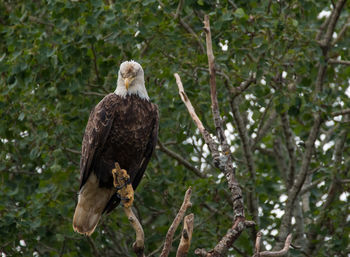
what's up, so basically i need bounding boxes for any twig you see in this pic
[158,0,205,53]
[176,213,194,257]
[174,0,184,19]
[158,140,206,178]
[65,147,81,155]
[254,233,292,257]
[124,207,145,257]
[332,16,350,46]
[83,91,106,97]
[254,232,262,255]
[231,76,256,98]
[160,187,192,257]
[300,177,325,195]
[328,59,350,66]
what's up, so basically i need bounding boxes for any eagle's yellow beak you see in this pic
[124,77,135,90]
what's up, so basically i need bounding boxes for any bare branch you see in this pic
[160,187,192,257]
[174,73,220,160]
[328,59,350,66]
[83,91,106,97]
[203,14,230,153]
[64,148,81,155]
[124,207,145,257]
[254,232,262,255]
[176,213,194,257]
[158,140,206,178]
[175,72,246,256]
[254,234,292,257]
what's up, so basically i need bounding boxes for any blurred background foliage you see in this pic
[0,0,349,256]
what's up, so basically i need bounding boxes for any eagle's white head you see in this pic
[115,60,149,100]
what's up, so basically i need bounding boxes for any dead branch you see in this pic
[160,187,192,257]
[124,207,145,257]
[176,213,194,257]
[203,14,230,152]
[254,233,292,257]
[174,73,220,160]
[175,71,245,256]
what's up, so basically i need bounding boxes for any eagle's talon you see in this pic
[112,162,134,208]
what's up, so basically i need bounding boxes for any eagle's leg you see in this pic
[111,162,134,208]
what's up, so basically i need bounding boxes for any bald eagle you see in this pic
[73,61,159,236]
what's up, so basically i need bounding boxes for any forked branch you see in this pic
[160,187,193,257]
[176,213,195,257]
[254,233,292,257]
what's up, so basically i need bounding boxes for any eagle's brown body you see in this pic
[73,93,158,235]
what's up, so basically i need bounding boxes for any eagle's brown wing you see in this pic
[132,103,159,190]
[79,93,117,189]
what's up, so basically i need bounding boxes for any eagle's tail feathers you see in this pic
[72,173,115,236]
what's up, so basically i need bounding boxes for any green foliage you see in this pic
[1,0,349,256]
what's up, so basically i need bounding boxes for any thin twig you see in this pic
[254,234,292,257]
[328,59,350,66]
[332,16,350,46]
[158,141,206,178]
[83,91,106,97]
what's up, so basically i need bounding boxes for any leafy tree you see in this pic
[0,0,349,256]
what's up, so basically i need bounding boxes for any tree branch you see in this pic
[319,0,347,50]
[124,207,145,257]
[176,213,194,257]
[280,112,297,190]
[157,140,206,178]
[254,233,292,257]
[328,59,350,66]
[160,187,192,257]
[175,73,246,256]
[332,15,350,46]
[203,14,230,153]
